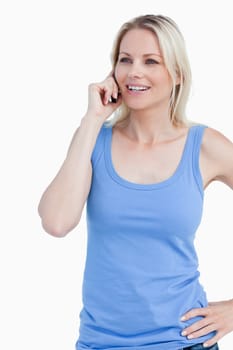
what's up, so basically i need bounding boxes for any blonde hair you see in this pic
[105,14,195,128]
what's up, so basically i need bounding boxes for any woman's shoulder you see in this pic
[187,120,232,147]
[201,125,232,153]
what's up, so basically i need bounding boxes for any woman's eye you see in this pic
[146,59,159,64]
[119,57,131,63]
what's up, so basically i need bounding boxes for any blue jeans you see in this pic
[182,343,219,350]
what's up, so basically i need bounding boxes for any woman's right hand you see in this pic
[86,73,122,123]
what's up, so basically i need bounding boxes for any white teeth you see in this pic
[128,85,149,91]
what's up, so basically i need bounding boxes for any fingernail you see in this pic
[187,334,193,339]
[180,316,186,321]
[181,331,187,336]
[203,343,209,348]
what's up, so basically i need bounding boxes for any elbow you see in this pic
[37,204,80,238]
[40,219,70,238]
[38,212,79,238]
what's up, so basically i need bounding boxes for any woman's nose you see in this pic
[127,63,144,79]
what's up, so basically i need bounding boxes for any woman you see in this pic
[38,14,233,350]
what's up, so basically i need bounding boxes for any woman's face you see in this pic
[114,28,174,113]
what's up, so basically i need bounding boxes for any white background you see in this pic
[0,0,232,349]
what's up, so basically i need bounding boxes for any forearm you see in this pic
[38,114,103,236]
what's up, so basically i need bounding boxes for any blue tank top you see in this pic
[75,122,216,350]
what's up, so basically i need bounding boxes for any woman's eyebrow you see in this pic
[118,52,131,56]
[119,51,162,57]
[144,53,162,57]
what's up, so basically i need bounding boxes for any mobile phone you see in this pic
[110,96,118,103]
[110,72,121,103]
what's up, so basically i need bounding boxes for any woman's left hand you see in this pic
[180,299,233,347]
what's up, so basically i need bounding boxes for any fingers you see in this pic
[180,301,232,347]
[88,79,115,103]
[97,76,120,105]
[87,74,122,118]
[180,315,218,347]
[202,333,222,348]
[186,324,216,340]
[104,70,120,99]
[181,307,208,321]
[181,318,210,336]
[181,320,215,340]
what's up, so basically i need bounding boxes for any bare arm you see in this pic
[38,116,102,237]
[38,75,121,237]
[179,128,233,348]
[201,127,233,189]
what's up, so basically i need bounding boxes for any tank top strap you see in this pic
[190,123,209,196]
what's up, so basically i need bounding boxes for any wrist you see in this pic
[82,112,104,125]
[80,114,104,132]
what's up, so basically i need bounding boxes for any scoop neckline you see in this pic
[104,125,195,190]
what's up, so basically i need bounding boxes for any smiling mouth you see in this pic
[126,85,151,92]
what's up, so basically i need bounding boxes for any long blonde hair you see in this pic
[105,14,194,128]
